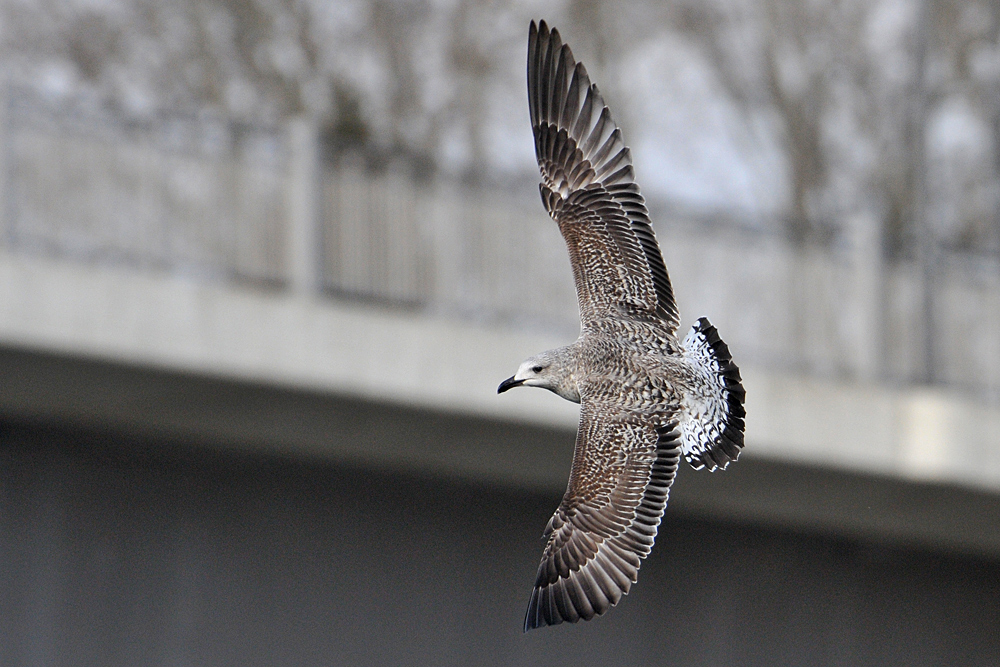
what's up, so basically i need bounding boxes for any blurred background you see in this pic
[1,0,999,664]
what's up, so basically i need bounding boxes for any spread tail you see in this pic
[680,317,746,471]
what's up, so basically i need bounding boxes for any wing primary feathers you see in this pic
[581,107,611,158]
[571,78,596,139]
[523,414,682,631]
[527,21,540,126]
[542,27,560,125]
[561,63,584,130]
[554,45,573,127]
[527,20,680,333]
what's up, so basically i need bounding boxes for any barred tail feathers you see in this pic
[680,317,746,471]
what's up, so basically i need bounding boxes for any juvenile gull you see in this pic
[498,20,746,632]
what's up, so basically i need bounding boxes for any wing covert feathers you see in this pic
[528,20,680,333]
[523,415,682,631]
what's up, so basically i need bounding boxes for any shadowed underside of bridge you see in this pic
[1,347,1000,667]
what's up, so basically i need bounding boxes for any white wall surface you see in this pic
[3,249,998,495]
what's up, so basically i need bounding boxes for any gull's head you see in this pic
[497,349,580,403]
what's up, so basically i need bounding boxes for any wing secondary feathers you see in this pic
[524,409,682,631]
[528,20,680,333]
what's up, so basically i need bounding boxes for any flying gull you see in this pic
[498,20,746,631]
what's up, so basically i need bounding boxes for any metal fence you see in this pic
[322,164,578,329]
[2,90,999,401]
[2,90,288,284]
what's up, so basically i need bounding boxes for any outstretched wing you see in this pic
[528,20,680,334]
[524,404,681,631]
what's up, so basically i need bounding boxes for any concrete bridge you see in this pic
[1,88,999,664]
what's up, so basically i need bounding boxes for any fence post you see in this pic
[846,210,883,380]
[286,117,321,294]
[0,89,7,246]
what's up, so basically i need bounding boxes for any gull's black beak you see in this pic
[497,376,525,394]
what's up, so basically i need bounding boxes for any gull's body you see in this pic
[498,21,746,631]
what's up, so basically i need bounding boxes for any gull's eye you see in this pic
[532,365,544,373]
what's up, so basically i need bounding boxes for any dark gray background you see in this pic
[2,417,998,667]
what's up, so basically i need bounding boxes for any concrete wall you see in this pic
[3,249,1000,503]
[2,421,999,667]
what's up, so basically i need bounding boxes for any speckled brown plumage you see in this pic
[507,21,747,631]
